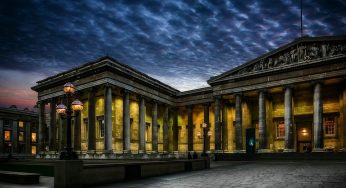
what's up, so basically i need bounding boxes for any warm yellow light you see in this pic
[4,130,11,141]
[71,99,84,111]
[31,146,37,155]
[207,131,212,136]
[302,129,308,136]
[56,103,67,114]
[31,132,37,142]
[63,82,76,93]
[197,131,201,138]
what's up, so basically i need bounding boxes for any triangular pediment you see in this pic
[208,35,346,85]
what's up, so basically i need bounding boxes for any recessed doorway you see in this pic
[296,123,312,153]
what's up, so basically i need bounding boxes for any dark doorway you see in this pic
[296,121,312,153]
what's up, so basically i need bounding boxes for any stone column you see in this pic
[25,122,31,154]
[214,96,222,151]
[258,91,267,150]
[74,110,82,152]
[222,104,228,151]
[187,105,194,152]
[123,90,131,153]
[49,98,57,151]
[104,84,113,153]
[163,105,169,153]
[172,107,179,152]
[203,103,210,151]
[235,94,243,151]
[88,89,96,152]
[138,96,146,153]
[313,82,324,151]
[12,120,18,153]
[38,101,46,152]
[0,120,3,153]
[152,101,158,153]
[284,86,294,152]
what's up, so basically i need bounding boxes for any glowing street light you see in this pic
[57,82,83,160]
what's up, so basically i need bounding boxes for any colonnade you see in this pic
[38,82,324,154]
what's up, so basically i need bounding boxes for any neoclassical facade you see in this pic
[32,35,346,157]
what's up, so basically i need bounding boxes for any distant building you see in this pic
[31,35,346,158]
[0,105,39,157]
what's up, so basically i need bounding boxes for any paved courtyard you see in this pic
[98,161,346,188]
[1,160,346,188]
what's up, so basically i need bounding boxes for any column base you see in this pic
[257,149,271,153]
[283,149,295,152]
[87,150,95,154]
[104,150,113,154]
[59,150,78,160]
[234,150,246,153]
[312,148,325,152]
[138,150,145,154]
[122,150,130,154]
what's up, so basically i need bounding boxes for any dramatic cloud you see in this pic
[0,0,345,108]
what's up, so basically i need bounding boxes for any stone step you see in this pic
[0,170,40,184]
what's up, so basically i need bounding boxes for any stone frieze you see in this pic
[236,41,346,75]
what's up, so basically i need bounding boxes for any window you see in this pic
[31,146,37,155]
[82,119,88,140]
[324,117,335,137]
[97,119,105,138]
[18,121,24,128]
[4,130,11,141]
[19,131,24,142]
[31,132,37,142]
[276,121,285,138]
[3,119,10,126]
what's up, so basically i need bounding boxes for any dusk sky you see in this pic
[1,0,346,109]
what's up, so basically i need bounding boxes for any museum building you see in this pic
[0,105,39,157]
[31,35,346,158]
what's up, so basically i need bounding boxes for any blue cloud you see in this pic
[0,0,345,92]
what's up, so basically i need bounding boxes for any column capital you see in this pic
[283,84,295,89]
[122,88,131,94]
[37,100,47,105]
[136,94,146,101]
[203,102,210,107]
[48,97,57,103]
[311,80,324,86]
[151,99,160,105]
[233,92,243,97]
[257,89,268,94]
[103,82,113,89]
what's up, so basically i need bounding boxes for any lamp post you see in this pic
[201,122,211,157]
[56,82,83,160]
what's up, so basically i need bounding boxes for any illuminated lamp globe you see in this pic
[71,99,84,111]
[202,123,207,128]
[56,103,67,114]
[207,131,212,137]
[63,82,76,93]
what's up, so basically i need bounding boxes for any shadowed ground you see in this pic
[1,160,346,188]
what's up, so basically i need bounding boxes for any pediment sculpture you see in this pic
[236,41,346,75]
